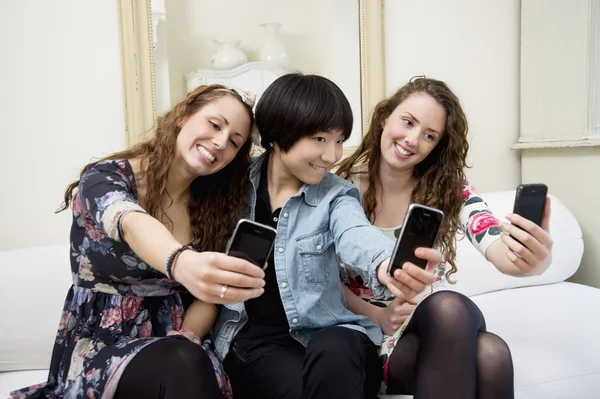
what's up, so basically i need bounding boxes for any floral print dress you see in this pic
[10,160,232,399]
[343,165,503,393]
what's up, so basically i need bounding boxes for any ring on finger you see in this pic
[220,284,229,299]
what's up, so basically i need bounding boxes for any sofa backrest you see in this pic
[448,191,583,297]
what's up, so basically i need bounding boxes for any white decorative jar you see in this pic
[259,23,289,68]
[211,39,248,70]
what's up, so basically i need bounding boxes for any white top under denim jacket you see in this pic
[212,153,395,359]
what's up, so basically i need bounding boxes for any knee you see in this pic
[417,291,484,328]
[477,332,513,374]
[420,291,471,313]
[161,337,214,377]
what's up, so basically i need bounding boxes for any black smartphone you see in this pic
[387,204,444,276]
[513,184,548,227]
[226,219,277,269]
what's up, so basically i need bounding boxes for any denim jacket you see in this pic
[213,153,395,359]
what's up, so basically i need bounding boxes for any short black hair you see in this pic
[255,73,353,152]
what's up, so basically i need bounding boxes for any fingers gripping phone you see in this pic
[513,184,548,227]
[226,219,277,269]
[387,204,444,276]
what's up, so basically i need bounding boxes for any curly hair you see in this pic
[58,84,254,252]
[336,77,469,282]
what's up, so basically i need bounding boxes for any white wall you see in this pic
[520,0,591,142]
[384,0,521,193]
[520,0,600,288]
[0,1,126,251]
[522,148,600,289]
[161,0,363,146]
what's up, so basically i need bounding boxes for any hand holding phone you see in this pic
[513,184,548,227]
[497,184,553,276]
[509,183,548,246]
[226,219,277,270]
[378,248,442,301]
[387,204,444,277]
[170,250,266,304]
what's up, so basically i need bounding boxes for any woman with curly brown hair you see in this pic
[11,85,266,399]
[336,77,553,398]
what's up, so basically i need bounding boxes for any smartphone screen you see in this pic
[388,205,444,275]
[513,184,548,227]
[227,219,277,267]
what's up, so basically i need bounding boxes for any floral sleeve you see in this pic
[460,181,502,256]
[78,160,147,242]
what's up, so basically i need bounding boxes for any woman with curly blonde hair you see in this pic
[337,77,553,398]
[11,85,266,399]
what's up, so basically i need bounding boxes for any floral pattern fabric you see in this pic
[10,160,231,399]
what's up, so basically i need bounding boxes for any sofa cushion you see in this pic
[0,370,48,397]
[379,282,600,399]
[470,282,600,397]
[448,192,583,297]
[0,244,72,372]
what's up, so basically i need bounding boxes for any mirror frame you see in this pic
[118,0,385,154]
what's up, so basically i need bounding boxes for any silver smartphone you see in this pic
[387,204,444,276]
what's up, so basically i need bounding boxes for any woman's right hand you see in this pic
[377,248,441,300]
[173,250,265,304]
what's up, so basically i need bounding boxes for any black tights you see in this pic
[114,336,225,399]
[386,291,514,399]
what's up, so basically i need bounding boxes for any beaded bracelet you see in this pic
[165,244,194,281]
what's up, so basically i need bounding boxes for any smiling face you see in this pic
[175,95,251,177]
[380,92,447,172]
[274,129,345,185]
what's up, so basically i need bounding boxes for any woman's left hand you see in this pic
[499,197,553,276]
[376,297,417,336]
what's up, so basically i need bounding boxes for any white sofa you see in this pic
[1,191,599,398]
